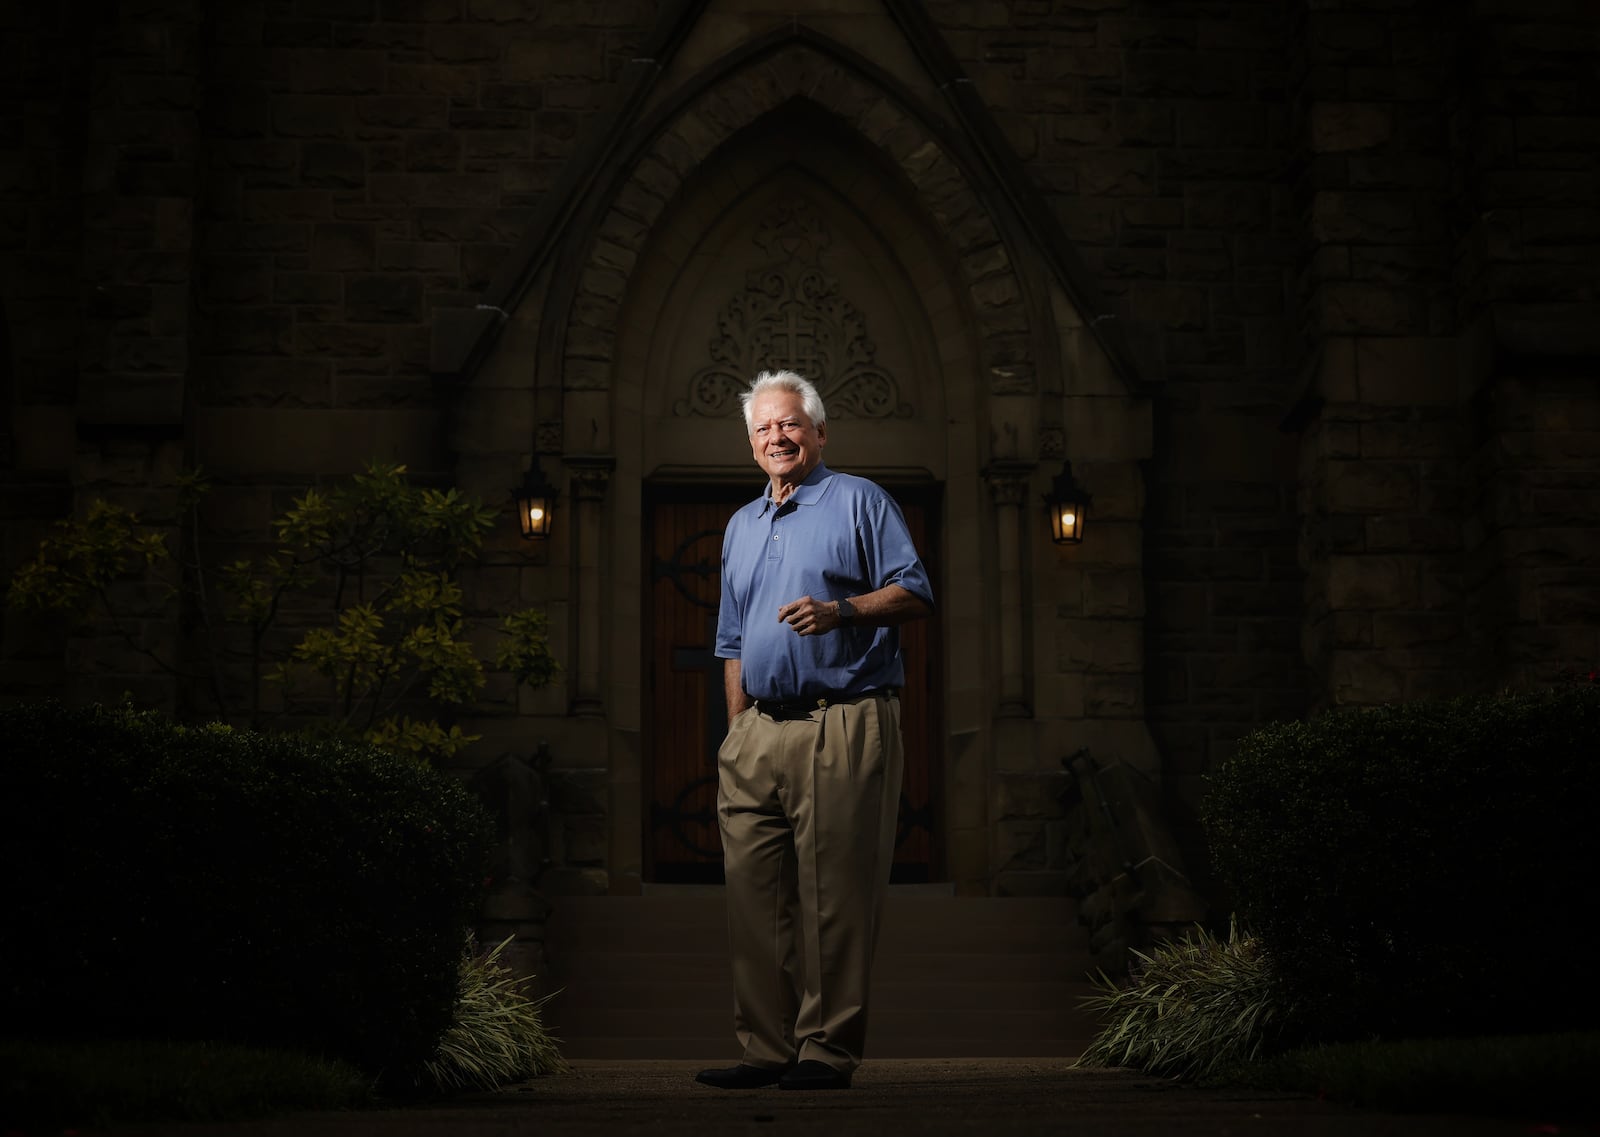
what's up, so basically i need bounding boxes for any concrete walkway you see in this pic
[92,1059,1594,1137]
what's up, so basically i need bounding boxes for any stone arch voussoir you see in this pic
[560,42,1036,402]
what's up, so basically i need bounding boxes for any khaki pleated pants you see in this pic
[715,693,904,1075]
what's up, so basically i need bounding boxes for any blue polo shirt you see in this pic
[715,464,934,702]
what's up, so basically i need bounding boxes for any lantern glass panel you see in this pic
[518,493,552,539]
[1048,498,1086,544]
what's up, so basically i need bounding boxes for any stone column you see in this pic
[70,5,204,714]
[566,455,614,717]
[983,461,1035,718]
[1457,4,1600,691]
[1292,0,1469,708]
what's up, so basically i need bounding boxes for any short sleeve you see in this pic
[861,493,934,608]
[714,524,743,659]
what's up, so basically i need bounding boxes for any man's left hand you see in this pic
[777,595,841,636]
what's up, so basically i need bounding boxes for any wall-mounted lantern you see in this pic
[1046,461,1090,545]
[513,454,559,540]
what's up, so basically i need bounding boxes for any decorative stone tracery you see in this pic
[677,198,911,420]
[558,42,1037,409]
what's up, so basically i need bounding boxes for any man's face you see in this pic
[748,389,826,488]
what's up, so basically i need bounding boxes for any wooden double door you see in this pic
[645,483,941,883]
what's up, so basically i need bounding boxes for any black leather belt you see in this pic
[754,688,897,721]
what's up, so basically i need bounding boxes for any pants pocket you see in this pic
[717,705,756,766]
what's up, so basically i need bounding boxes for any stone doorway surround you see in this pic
[439,6,1166,903]
[609,117,968,892]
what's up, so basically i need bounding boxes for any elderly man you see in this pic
[695,370,934,1092]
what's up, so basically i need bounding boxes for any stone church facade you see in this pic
[3,0,1597,951]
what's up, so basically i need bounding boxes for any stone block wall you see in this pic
[1294,0,1600,710]
[2,5,197,711]
[192,0,652,482]
[1,8,86,468]
[0,6,84,697]
[1293,0,1473,713]
[1459,0,1600,691]
[76,7,201,437]
[938,1,1308,891]
[1467,374,1600,689]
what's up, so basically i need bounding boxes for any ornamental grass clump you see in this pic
[1075,921,1299,1080]
[422,936,567,1092]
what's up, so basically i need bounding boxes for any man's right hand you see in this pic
[777,594,843,636]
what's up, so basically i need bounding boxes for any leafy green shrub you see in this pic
[422,936,566,1092]
[0,700,493,1081]
[7,463,559,762]
[1204,684,1600,1042]
[1076,921,1297,1079]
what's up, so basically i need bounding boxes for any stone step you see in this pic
[550,1008,1099,1058]
[549,1004,1101,1037]
[549,898,1090,956]
[538,893,1104,1059]
[557,1035,1095,1060]
[551,895,1080,927]
[551,978,1097,1014]
[552,950,1100,985]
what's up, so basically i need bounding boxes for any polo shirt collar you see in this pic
[759,463,834,515]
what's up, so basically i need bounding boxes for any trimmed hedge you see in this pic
[0,701,493,1080]
[1204,684,1600,1043]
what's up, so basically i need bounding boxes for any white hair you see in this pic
[740,370,827,432]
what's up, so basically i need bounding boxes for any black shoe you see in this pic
[695,1063,789,1089]
[778,1059,851,1090]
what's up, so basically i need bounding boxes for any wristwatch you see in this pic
[837,597,856,625]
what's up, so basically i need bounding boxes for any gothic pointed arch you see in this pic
[618,100,960,463]
[544,39,1046,420]
[431,10,1142,405]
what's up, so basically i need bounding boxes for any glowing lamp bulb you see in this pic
[528,506,545,522]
